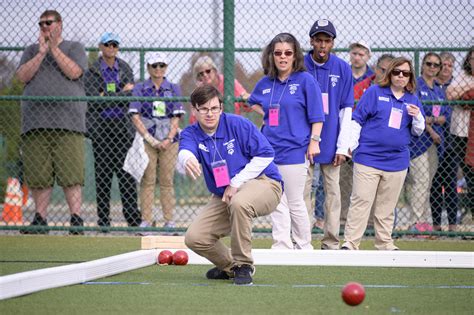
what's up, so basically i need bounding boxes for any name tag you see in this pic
[269,104,280,126]
[211,160,230,187]
[388,107,403,129]
[322,93,329,115]
[152,101,166,117]
[432,105,441,117]
[378,96,390,102]
[106,83,116,93]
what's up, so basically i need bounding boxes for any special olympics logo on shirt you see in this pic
[289,83,299,95]
[223,139,235,155]
[199,143,209,152]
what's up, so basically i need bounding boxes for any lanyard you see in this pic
[269,76,289,106]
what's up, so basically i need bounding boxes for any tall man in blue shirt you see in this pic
[304,19,354,249]
[178,85,282,285]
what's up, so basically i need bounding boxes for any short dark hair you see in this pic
[462,47,473,76]
[261,33,306,79]
[376,54,395,68]
[379,57,417,93]
[190,84,223,108]
[40,10,62,22]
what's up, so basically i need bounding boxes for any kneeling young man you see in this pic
[178,85,283,285]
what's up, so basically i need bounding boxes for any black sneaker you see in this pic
[20,213,49,234]
[232,264,254,285]
[70,214,84,235]
[206,267,233,280]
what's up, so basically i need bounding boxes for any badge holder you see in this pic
[388,107,403,129]
[269,104,280,126]
[211,160,230,187]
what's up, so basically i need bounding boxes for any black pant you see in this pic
[430,135,467,226]
[91,119,140,227]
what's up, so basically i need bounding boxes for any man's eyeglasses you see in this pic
[103,42,119,48]
[273,51,294,57]
[391,69,411,77]
[38,20,56,27]
[198,69,213,78]
[196,106,221,115]
[424,61,441,68]
[150,62,167,69]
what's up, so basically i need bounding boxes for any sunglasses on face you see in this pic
[391,69,411,77]
[150,62,167,69]
[38,20,56,27]
[196,105,221,115]
[273,51,294,57]
[424,61,441,68]
[103,42,119,48]
[198,69,213,78]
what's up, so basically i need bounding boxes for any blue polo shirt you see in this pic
[353,85,425,172]
[247,71,325,165]
[409,77,451,159]
[129,78,185,140]
[179,113,282,197]
[353,67,375,85]
[304,52,354,163]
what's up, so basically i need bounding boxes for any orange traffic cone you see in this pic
[2,177,23,223]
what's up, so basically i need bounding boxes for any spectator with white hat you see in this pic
[129,52,186,228]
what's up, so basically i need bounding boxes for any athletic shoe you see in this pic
[69,214,84,235]
[206,267,233,280]
[232,264,254,285]
[20,213,49,234]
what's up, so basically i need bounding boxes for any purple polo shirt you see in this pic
[179,113,282,197]
[129,78,185,140]
[353,85,425,171]
[304,52,354,164]
[248,71,325,165]
[100,59,123,119]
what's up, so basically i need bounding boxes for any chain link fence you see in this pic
[0,0,472,236]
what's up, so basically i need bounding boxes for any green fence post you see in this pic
[223,0,235,112]
[140,49,145,81]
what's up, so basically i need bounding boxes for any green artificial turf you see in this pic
[0,235,473,314]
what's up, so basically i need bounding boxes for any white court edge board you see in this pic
[1,249,472,300]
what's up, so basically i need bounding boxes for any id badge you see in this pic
[152,101,166,117]
[269,104,280,126]
[211,160,230,187]
[322,93,329,115]
[432,105,441,118]
[106,82,116,93]
[388,107,403,129]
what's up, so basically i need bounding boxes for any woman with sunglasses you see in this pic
[341,57,425,250]
[190,56,252,122]
[405,53,451,233]
[248,33,325,249]
[128,52,185,229]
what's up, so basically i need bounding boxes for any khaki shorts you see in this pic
[22,129,85,189]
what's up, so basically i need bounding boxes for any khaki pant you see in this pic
[320,163,342,249]
[272,163,313,249]
[405,144,438,226]
[140,141,178,223]
[342,163,406,250]
[185,176,282,272]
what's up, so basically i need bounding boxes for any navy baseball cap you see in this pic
[309,19,336,39]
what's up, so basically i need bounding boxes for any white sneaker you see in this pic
[139,221,151,228]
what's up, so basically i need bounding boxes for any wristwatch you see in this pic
[311,134,322,142]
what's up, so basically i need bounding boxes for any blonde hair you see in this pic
[193,56,218,79]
